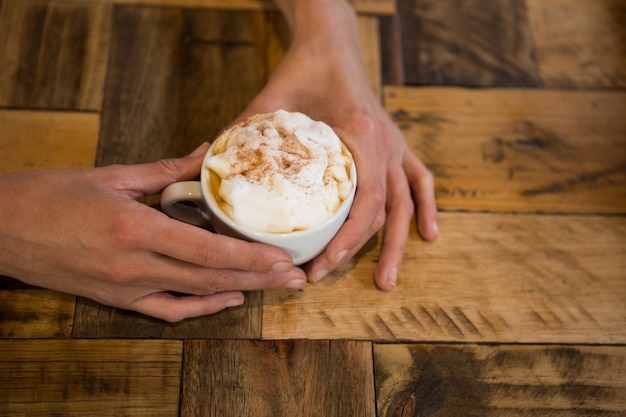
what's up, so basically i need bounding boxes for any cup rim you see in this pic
[200,141,357,239]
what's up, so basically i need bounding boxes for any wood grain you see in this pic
[0,339,182,416]
[397,0,540,87]
[1,0,625,414]
[359,15,382,99]
[375,343,626,416]
[0,0,110,110]
[181,339,375,417]
[527,0,626,88]
[263,212,626,343]
[95,6,268,165]
[386,86,626,214]
[73,296,261,338]
[71,0,395,15]
[0,283,75,338]
[0,110,98,172]
[380,13,404,85]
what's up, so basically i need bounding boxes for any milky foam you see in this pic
[206,110,354,233]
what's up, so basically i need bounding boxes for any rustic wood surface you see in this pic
[386,87,626,214]
[0,0,624,415]
[374,344,626,416]
[0,340,182,416]
[263,212,626,343]
[181,340,375,416]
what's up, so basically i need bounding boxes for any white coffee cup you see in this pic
[160,142,356,265]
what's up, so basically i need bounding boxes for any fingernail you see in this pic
[387,266,398,289]
[225,295,245,308]
[285,279,306,289]
[334,249,349,264]
[272,261,293,272]
[432,221,439,236]
[311,269,328,283]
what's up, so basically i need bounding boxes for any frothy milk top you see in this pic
[206,110,354,233]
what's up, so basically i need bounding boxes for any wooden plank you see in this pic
[386,86,626,214]
[359,15,382,99]
[379,13,404,85]
[0,110,99,173]
[0,279,75,338]
[0,339,182,416]
[527,0,626,88]
[0,0,111,110]
[375,343,626,416]
[73,296,261,338]
[74,6,269,338]
[181,339,375,417]
[70,0,395,15]
[263,212,626,343]
[397,0,540,87]
[95,5,268,165]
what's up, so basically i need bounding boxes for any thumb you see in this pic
[115,142,211,197]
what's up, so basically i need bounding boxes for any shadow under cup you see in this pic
[162,145,357,266]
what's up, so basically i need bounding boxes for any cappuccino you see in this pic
[206,110,354,233]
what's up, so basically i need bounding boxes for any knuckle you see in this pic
[421,169,435,190]
[397,196,416,217]
[371,208,386,233]
[347,108,377,137]
[202,272,234,293]
[371,186,386,210]
[154,158,183,179]
[193,246,222,268]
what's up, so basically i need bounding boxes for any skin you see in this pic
[0,144,306,322]
[0,0,437,322]
[237,0,438,289]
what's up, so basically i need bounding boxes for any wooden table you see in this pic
[1,0,625,415]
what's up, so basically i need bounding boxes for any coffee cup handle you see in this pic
[160,181,212,228]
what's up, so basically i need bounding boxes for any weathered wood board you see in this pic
[0,340,182,416]
[0,0,110,110]
[263,212,626,343]
[0,110,99,172]
[0,281,75,338]
[71,0,395,15]
[527,0,626,88]
[385,86,626,214]
[375,343,626,416]
[181,339,375,417]
[396,0,540,87]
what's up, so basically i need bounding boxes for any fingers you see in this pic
[108,142,211,198]
[126,211,306,293]
[143,252,307,295]
[130,291,246,322]
[403,152,438,242]
[306,149,438,288]
[374,163,414,291]
[148,212,297,273]
[306,174,385,283]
